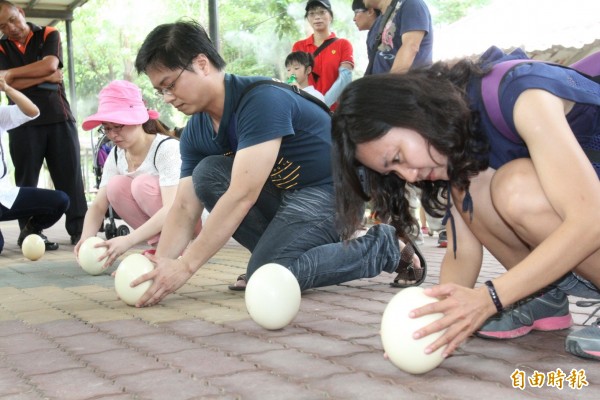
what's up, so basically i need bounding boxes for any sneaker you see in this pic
[565,300,600,360]
[476,287,573,339]
[438,230,447,248]
[17,226,59,251]
[142,248,156,256]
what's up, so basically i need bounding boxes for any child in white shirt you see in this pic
[285,51,326,103]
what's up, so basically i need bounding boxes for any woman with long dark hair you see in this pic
[332,49,600,361]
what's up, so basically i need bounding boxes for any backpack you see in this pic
[480,46,600,160]
[226,79,332,152]
[365,0,405,75]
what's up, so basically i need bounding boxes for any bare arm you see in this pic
[412,90,600,357]
[1,55,59,82]
[135,137,283,306]
[7,69,63,91]
[99,184,179,266]
[0,78,39,117]
[438,203,483,288]
[389,30,426,74]
[74,186,110,257]
[491,89,600,306]
[154,177,204,258]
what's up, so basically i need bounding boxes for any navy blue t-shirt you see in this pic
[180,74,333,189]
[470,62,600,175]
[369,0,433,74]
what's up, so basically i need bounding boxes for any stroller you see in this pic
[91,129,131,239]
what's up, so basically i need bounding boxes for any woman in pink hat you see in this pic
[75,80,182,269]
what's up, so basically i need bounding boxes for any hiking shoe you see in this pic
[438,230,447,248]
[476,287,573,339]
[565,300,600,360]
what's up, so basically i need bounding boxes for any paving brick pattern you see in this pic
[1,219,598,399]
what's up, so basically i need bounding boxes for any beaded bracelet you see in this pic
[484,280,504,313]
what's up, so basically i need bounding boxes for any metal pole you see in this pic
[208,0,219,52]
[65,19,77,118]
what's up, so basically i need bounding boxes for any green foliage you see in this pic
[269,0,300,39]
[428,0,493,25]
[59,0,491,132]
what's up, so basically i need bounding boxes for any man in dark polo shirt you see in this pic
[0,0,87,247]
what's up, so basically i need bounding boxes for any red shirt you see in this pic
[292,32,354,97]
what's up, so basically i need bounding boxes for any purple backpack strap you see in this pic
[481,51,600,142]
[570,51,600,79]
[481,59,542,141]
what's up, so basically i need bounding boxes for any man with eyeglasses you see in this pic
[0,1,87,247]
[131,20,423,307]
[353,0,381,32]
[292,0,354,110]
[352,0,381,70]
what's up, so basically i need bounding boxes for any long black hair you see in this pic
[331,60,490,239]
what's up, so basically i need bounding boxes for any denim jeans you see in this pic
[192,155,402,290]
[0,187,69,253]
[0,187,69,229]
[554,272,600,300]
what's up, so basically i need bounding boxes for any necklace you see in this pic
[125,151,144,171]
[123,134,156,171]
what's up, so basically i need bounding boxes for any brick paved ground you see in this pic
[0,218,598,399]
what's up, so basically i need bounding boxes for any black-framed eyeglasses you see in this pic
[99,124,125,135]
[154,61,191,97]
[354,9,367,15]
[307,9,328,18]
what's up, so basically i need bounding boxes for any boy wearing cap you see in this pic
[131,20,423,307]
[292,0,354,109]
[75,80,181,268]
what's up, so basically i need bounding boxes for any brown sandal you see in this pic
[228,274,247,291]
[391,240,427,288]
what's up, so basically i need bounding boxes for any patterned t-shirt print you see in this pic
[270,157,300,189]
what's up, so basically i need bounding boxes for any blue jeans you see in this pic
[192,156,402,290]
[554,273,600,300]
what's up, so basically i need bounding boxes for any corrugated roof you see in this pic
[433,0,600,60]
[9,0,89,26]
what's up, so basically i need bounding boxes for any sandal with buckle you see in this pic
[391,239,427,288]
[228,274,247,291]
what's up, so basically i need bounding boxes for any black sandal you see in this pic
[391,239,427,288]
[228,274,247,291]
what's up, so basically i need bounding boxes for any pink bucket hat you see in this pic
[82,80,159,131]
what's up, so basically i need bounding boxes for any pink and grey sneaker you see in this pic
[565,300,600,361]
[437,230,447,248]
[476,287,573,339]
